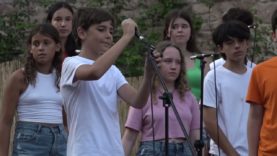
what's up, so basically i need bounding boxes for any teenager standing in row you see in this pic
[203,21,252,156]
[0,23,67,156]
[122,41,200,156]
[46,1,77,59]
[60,7,160,156]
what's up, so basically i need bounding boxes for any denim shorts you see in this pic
[136,140,194,156]
[12,121,67,156]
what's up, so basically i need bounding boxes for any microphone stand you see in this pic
[191,53,219,156]
[136,33,197,156]
[192,56,206,156]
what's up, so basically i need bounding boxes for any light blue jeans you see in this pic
[136,140,194,156]
[12,121,67,156]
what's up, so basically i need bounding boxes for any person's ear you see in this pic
[217,45,224,54]
[77,26,87,40]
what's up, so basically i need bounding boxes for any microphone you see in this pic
[248,24,257,29]
[190,53,220,60]
[134,28,155,53]
[135,28,144,40]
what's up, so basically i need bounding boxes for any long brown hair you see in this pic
[24,23,62,88]
[163,9,198,53]
[46,1,77,56]
[152,41,189,102]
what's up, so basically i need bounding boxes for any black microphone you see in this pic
[135,27,144,40]
[134,28,155,53]
[248,24,257,29]
[190,53,220,60]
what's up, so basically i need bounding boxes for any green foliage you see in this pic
[115,0,197,76]
[0,0,203,77]
[199,0,215,8]
[0,0,36,62]
[36,0,57,7]
[200,2,276,62]
[250,17,276,63]
[246,7,276,63]
[84,0,202,76]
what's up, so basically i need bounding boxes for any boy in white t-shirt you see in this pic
[203,21,252,156]
[60,8,159,156]
[209,7,256,70]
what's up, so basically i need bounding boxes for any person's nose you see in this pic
[106,31,112,39]
[170,62,177,69]
[177,26,183,32]
[234,40,241,48]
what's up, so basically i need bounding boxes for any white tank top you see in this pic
[17,71,63,124]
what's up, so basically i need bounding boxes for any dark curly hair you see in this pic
[24,23,62,89]
[222,7,254,26]
[212,20,250,60]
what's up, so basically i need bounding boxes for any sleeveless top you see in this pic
[17,71,63,124]
[187,59,201,101]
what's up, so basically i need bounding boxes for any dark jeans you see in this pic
[136,140,193,156]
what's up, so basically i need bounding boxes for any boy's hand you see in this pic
[121,18,137,39]
[144,50,161,79]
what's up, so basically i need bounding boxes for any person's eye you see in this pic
[54,17,62,22]
[110,29,114,35]
[171,25,177,29]
[163,59,172,63]
[182,24,189,29]
[225,40,234,45]
[238,39,244,43]
[43,40,51,46]
[97,28,105,32]
[65,17,72,22]
[32,41,39,47]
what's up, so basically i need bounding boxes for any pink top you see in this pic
[125,90,200,141]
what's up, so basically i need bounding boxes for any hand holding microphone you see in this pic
[190,53,220,60]
[134,27,156,53]
[135,27,144,41]
[121,18,137,39]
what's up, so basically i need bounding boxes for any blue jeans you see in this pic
[12,121,67,156]
[136,140,193,156]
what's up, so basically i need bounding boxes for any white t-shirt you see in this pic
[60,56,127,156]
[203,65,252,156]
[209,58,255,69]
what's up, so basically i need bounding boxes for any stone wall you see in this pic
[191,0,277,51]
[1,0,277,51]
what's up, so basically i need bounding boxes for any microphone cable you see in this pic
[249,24,257,68]
[211,52,220,156]
[150,74,156,155]
[135,29,157,155]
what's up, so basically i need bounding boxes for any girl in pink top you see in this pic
[122,41,200,156]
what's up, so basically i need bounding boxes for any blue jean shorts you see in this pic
[12,121,67,156]
[136,140,194,156]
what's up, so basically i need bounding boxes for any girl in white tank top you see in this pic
[0,22,68,156]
